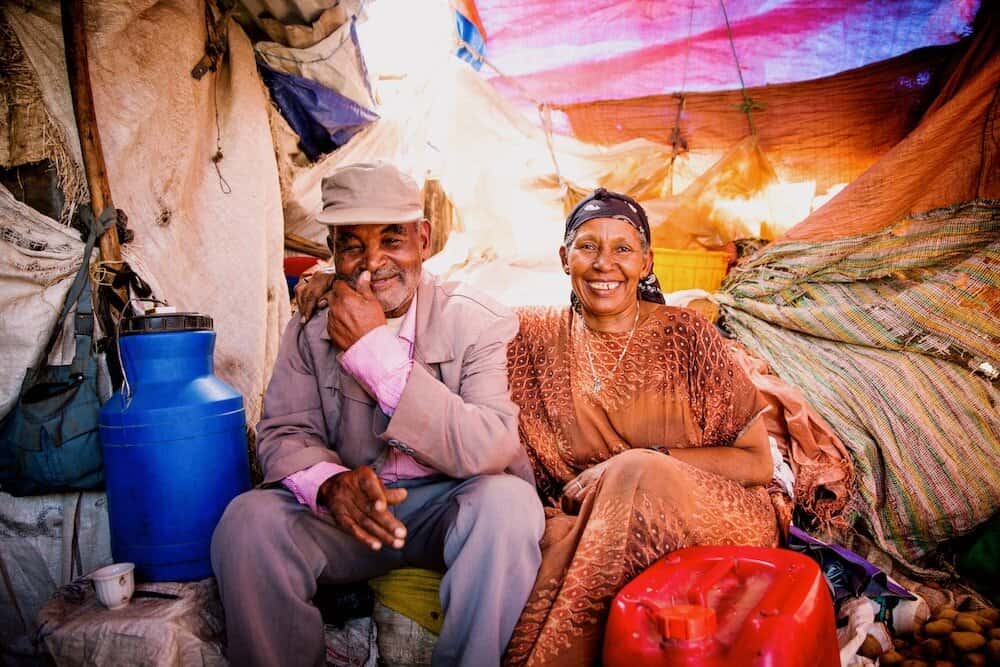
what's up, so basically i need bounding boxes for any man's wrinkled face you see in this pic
[329,221,431,317]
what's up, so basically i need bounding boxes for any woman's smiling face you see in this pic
[560,217,653,326]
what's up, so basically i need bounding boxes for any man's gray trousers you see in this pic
[211,474,544,667]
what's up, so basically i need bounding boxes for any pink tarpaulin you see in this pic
[469,0,981,105]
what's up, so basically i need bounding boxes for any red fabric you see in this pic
[453,0,488,41]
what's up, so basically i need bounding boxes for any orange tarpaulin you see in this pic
[783,13,999,241]
[556,44,958,193]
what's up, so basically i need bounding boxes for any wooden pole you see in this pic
[61,0,122,266]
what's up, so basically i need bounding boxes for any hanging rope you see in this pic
[538,104,567,195]
[719,0,763,136]
[455,36,546,106]
[667,0,697,194]
[211,73,232,195]
[667,93,687,195]
[191,0,234,80]
[455,34,566,191]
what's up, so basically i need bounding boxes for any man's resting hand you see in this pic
[319,466,408,551]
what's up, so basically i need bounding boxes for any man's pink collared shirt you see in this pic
[282,298,437,514]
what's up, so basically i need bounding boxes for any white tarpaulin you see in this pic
[277,0,826,307]
[4,0,290,426]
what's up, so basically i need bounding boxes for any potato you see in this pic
[859,634,883,659]
[954,615,983,633]
[951,632,987,652]
[990,628,1000,641]
[970,613,993,629]
[926,620,957,637]
[881,651,905,666]
[986,639,1000,662]
[931,661,955,667]
[960,653,985,666]
[978,608,999,624]
[901,660,929,667]
[895,638,910,650]
[937,607,959,621]
[921,638,945,657]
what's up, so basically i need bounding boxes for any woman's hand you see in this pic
[295,266,337,323]
[562,458,613,506]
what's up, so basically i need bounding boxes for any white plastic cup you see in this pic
[90,563,135,610]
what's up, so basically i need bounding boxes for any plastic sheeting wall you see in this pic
[4,0,290,427]
[470,0,980,105]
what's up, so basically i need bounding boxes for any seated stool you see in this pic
[319,568,442,666]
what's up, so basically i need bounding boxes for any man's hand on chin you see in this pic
[319,466,408,551]
[326,271,387,350]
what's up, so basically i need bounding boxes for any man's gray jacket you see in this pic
[256,271,533,486]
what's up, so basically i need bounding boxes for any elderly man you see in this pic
[211,162,543,667]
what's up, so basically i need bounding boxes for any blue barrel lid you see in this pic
[122,312,213,335]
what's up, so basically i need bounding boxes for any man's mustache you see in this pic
[334,267,401,288]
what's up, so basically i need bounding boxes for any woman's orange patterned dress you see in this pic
[504,305,788,666]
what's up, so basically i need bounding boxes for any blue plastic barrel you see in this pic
[99,312,250,582]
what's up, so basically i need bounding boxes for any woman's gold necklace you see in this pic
[582,306,640,394]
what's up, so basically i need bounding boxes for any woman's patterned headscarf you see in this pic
[564,188,665,305]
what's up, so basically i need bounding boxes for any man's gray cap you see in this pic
[316,161,424,226]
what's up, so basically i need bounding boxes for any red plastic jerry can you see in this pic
[604,546,839,667]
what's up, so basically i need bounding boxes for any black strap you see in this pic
[100,261,153,316]
[69,284,94,377]
[37,205,115,366]
[70,492,84,579]
[0,548,28,632]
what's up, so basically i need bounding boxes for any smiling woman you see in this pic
[503,189,790,666]
[561,216,650,329]
[561,189,666,318]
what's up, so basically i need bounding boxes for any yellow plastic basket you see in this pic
[652,248,730,294]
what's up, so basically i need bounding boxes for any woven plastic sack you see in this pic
[0,491,111,660]
[368,567,443,635]
[373,601,437,667]
[0,184,82,420]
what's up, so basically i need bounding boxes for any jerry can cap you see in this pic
[655,604,717,641]
[121,312,213,335]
